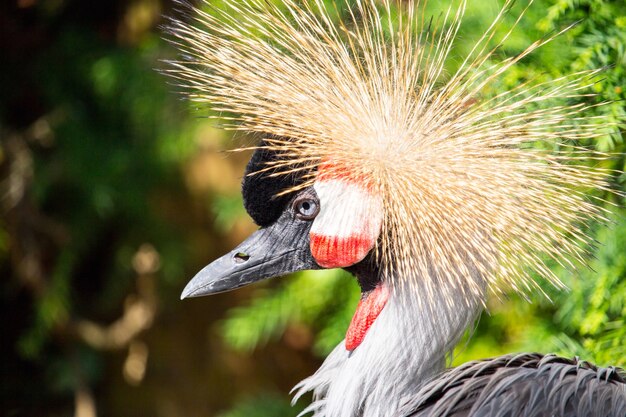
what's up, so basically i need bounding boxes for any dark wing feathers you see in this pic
[405,353,626,417]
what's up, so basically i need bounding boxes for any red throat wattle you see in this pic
[345,284,390,351]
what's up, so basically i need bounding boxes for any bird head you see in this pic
[182,145,389,351]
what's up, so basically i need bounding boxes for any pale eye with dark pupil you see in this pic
[295,198,319,219]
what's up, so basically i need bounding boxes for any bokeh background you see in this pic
[1,0,625,416]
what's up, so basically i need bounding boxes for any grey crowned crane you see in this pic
[167,0,626,416]
[180,146,626,417]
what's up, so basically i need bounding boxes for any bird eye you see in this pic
[294,197,319,220]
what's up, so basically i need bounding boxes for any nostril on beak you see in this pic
[234,252,250,264]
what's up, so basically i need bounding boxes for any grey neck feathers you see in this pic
[292,276,484,417]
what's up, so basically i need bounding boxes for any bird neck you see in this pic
[293,272,484,417]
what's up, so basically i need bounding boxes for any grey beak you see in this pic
[181,209,319,299]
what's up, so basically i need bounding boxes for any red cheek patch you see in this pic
[310,234,375,268]
[346,284,390,351]
[310,179,383,268]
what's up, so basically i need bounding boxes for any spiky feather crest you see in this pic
[166,0,614,306]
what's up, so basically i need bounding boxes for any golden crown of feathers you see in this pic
[165,0,617,306]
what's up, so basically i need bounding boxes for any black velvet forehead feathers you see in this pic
[242,143,312,227]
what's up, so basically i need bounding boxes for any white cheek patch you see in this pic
[311,180,383,268]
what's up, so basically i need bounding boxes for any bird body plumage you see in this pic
[407,353,626,417]
[169,0,626,416]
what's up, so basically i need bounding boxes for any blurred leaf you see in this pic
[212,194,246,233]
[217,392,301,417]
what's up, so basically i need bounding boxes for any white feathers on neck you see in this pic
[292,281,484,417]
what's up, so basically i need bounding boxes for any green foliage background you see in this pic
[1,0,624,416]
